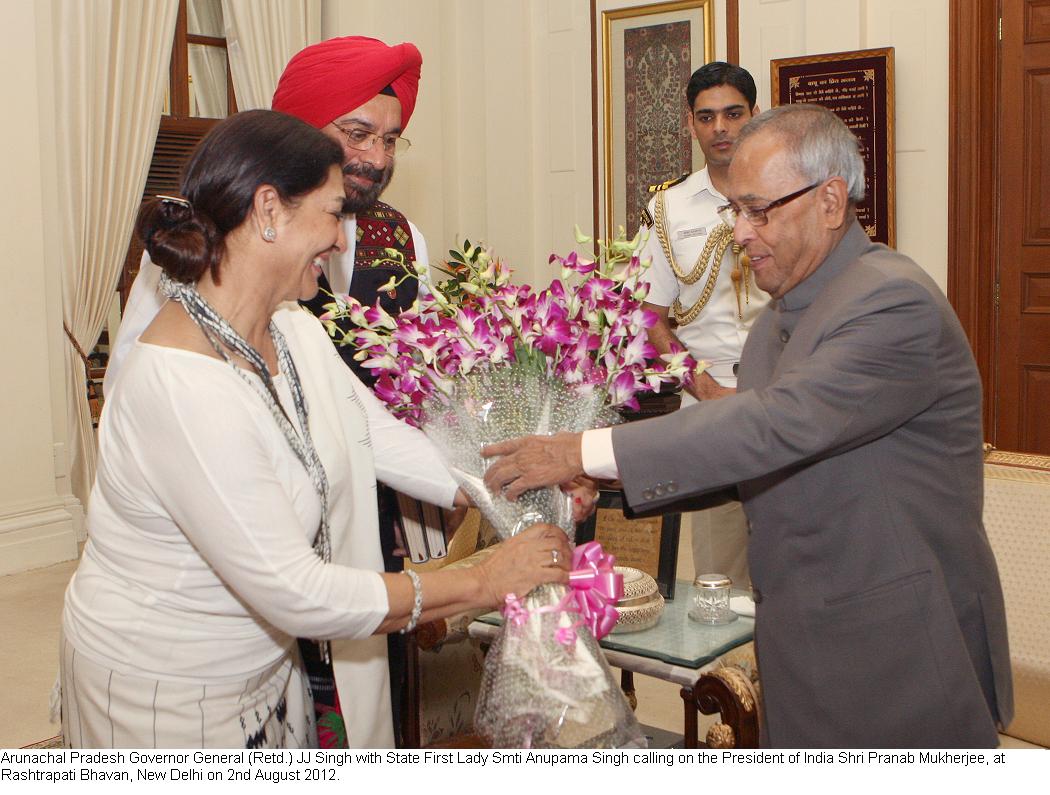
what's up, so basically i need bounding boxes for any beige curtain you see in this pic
[222,0,321,110]
[53,0,178,508]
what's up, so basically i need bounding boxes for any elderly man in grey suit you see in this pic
[483,104,1013,748]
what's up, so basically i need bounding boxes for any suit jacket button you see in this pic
[779,329,790,343]
[654,483,666,497]
[666,481,678,494]
[642,488,654,500]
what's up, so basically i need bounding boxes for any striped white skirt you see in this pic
[59,633,317,748]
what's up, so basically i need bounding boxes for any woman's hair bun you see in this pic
[133,110,344,285]
[154,195,194,224]
[135,196,222,284]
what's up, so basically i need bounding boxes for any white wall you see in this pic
[321,0,595,286]
[319,0,950,289]
[738,0,950,290]
[527,0,594,275]
[0,0,79,575]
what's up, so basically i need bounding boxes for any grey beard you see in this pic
[342,161,394,212]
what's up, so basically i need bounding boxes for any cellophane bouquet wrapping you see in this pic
[321,228,697,748]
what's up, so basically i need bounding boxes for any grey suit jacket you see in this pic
[614,221,1013,747]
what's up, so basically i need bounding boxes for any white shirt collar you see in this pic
[690,166,727,203]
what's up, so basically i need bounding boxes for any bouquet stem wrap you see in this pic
[420,367,645,749]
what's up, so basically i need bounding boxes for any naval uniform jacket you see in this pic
[613,221,1013,747]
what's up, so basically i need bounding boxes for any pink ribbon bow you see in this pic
[501,593,529,627]
[567,541,623,640]
[499,542,623,647]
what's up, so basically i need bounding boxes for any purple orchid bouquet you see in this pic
[322,228,695,748]
[329,229,695,428]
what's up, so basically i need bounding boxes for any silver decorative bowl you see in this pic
[610,566,665,634]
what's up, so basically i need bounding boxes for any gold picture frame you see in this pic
[595,0,714,242]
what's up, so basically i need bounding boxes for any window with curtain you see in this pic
[118,0,237,310]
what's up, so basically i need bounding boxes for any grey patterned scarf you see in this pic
[161,274,333,657]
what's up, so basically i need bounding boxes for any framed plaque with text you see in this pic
[771,47,895,246]
[577,489,680,600]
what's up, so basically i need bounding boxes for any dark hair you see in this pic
[136,109,344,284]
[686,62,757,111]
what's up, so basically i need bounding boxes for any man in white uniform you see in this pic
[639,62,766,586]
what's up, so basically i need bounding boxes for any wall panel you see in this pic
[740,0,949,289]
[1,0,78,574]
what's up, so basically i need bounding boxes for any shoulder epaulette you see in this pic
[639,205,655,229]
[647,173,689,194]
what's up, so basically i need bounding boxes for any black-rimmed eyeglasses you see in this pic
[332,122,411,157]
[717,182,819,227]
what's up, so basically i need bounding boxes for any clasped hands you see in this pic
[482,432,594,520]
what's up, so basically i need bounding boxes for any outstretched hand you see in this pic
[481,432,586,501]
[563,476,599,522]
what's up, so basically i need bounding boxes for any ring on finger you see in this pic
[551,549,560,565]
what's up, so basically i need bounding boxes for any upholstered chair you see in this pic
[982,448,1050,748]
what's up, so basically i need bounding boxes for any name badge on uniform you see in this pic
[677,226,707,240]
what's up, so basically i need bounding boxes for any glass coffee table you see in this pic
[469,580,755,747]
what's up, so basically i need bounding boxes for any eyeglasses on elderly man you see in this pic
[716,181,819,227]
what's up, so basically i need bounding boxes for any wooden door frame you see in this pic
[948,0,1000,439]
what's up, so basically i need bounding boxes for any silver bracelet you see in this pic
[400,568,423,634]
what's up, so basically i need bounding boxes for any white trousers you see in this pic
[689,500,750,588]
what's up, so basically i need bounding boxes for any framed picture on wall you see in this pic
[771,47,896,246]
[594,0,715,242]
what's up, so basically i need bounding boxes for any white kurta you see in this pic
[63,306,456,748]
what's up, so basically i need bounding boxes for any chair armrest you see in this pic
[696,667,760,748]
[691,641,761,748]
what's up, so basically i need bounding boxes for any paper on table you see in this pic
[730,595,755,617]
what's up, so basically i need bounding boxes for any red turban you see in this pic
[271,36,422,131]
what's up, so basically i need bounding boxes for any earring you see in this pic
[263,227,277,242]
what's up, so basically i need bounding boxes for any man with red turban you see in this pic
[273,36,431,755]
[277,36,425,380]
[105,36,434,751]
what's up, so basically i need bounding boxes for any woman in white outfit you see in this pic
[60,110,571,749]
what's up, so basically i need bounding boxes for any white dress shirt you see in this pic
[582,426,619,480]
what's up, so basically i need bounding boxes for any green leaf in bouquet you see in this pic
[512,341,547,373]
